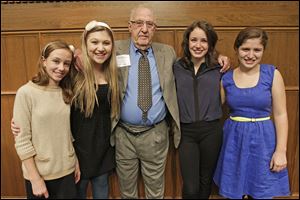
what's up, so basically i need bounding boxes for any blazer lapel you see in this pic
[116,40,131,99]
[152,44,165,90]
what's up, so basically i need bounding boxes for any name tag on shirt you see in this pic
[116,54,131,67]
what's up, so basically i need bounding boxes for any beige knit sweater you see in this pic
[13,81,76,180]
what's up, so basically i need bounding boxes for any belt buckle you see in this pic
[251,118,256,122]
[131,131,141,136]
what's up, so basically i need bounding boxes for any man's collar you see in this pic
[130,40,152,54]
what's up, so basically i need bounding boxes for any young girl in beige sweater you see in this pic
[13,41,80,199]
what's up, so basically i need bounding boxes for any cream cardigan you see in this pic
[13,81,76,180]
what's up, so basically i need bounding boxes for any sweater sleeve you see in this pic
[13,86,37,161]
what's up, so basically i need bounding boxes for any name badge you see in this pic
[116,54,131,67]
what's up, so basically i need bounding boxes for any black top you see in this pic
[71,84,115,179]
[173,58,223,123]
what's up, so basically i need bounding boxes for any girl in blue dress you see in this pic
[213,27,290,199]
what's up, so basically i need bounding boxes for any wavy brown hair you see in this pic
[181,20,219,68]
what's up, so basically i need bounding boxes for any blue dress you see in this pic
[213,64,290,199]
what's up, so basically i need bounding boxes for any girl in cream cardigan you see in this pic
[13,41,80,199]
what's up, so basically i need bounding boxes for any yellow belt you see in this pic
[230,116,270,122]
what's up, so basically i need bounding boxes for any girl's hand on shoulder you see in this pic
[218,54,231,73]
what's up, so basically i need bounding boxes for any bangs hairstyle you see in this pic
[72,25,120,118]
[234,27,268,50]
[32,40,75,104]
[181,20,219,68]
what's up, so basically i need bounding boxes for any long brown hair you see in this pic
[181,20,219,68]
[32,40,74,104]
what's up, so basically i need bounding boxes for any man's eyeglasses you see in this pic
[130,20,156,29]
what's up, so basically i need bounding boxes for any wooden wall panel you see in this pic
[40,32,82,51]
[1,95,26,196]
[286,91,299,194]
[1,1,299,199]
[1,1,298,31]
[262,30,299,87]
[1,34,40,92]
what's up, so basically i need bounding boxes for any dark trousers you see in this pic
[25,172,77,199]
[179,120,222,199]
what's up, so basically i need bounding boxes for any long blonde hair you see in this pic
[71,26,120,118]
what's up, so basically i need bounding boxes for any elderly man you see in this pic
[111,5,181,199]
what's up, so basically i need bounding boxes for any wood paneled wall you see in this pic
[1,1,299,198]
